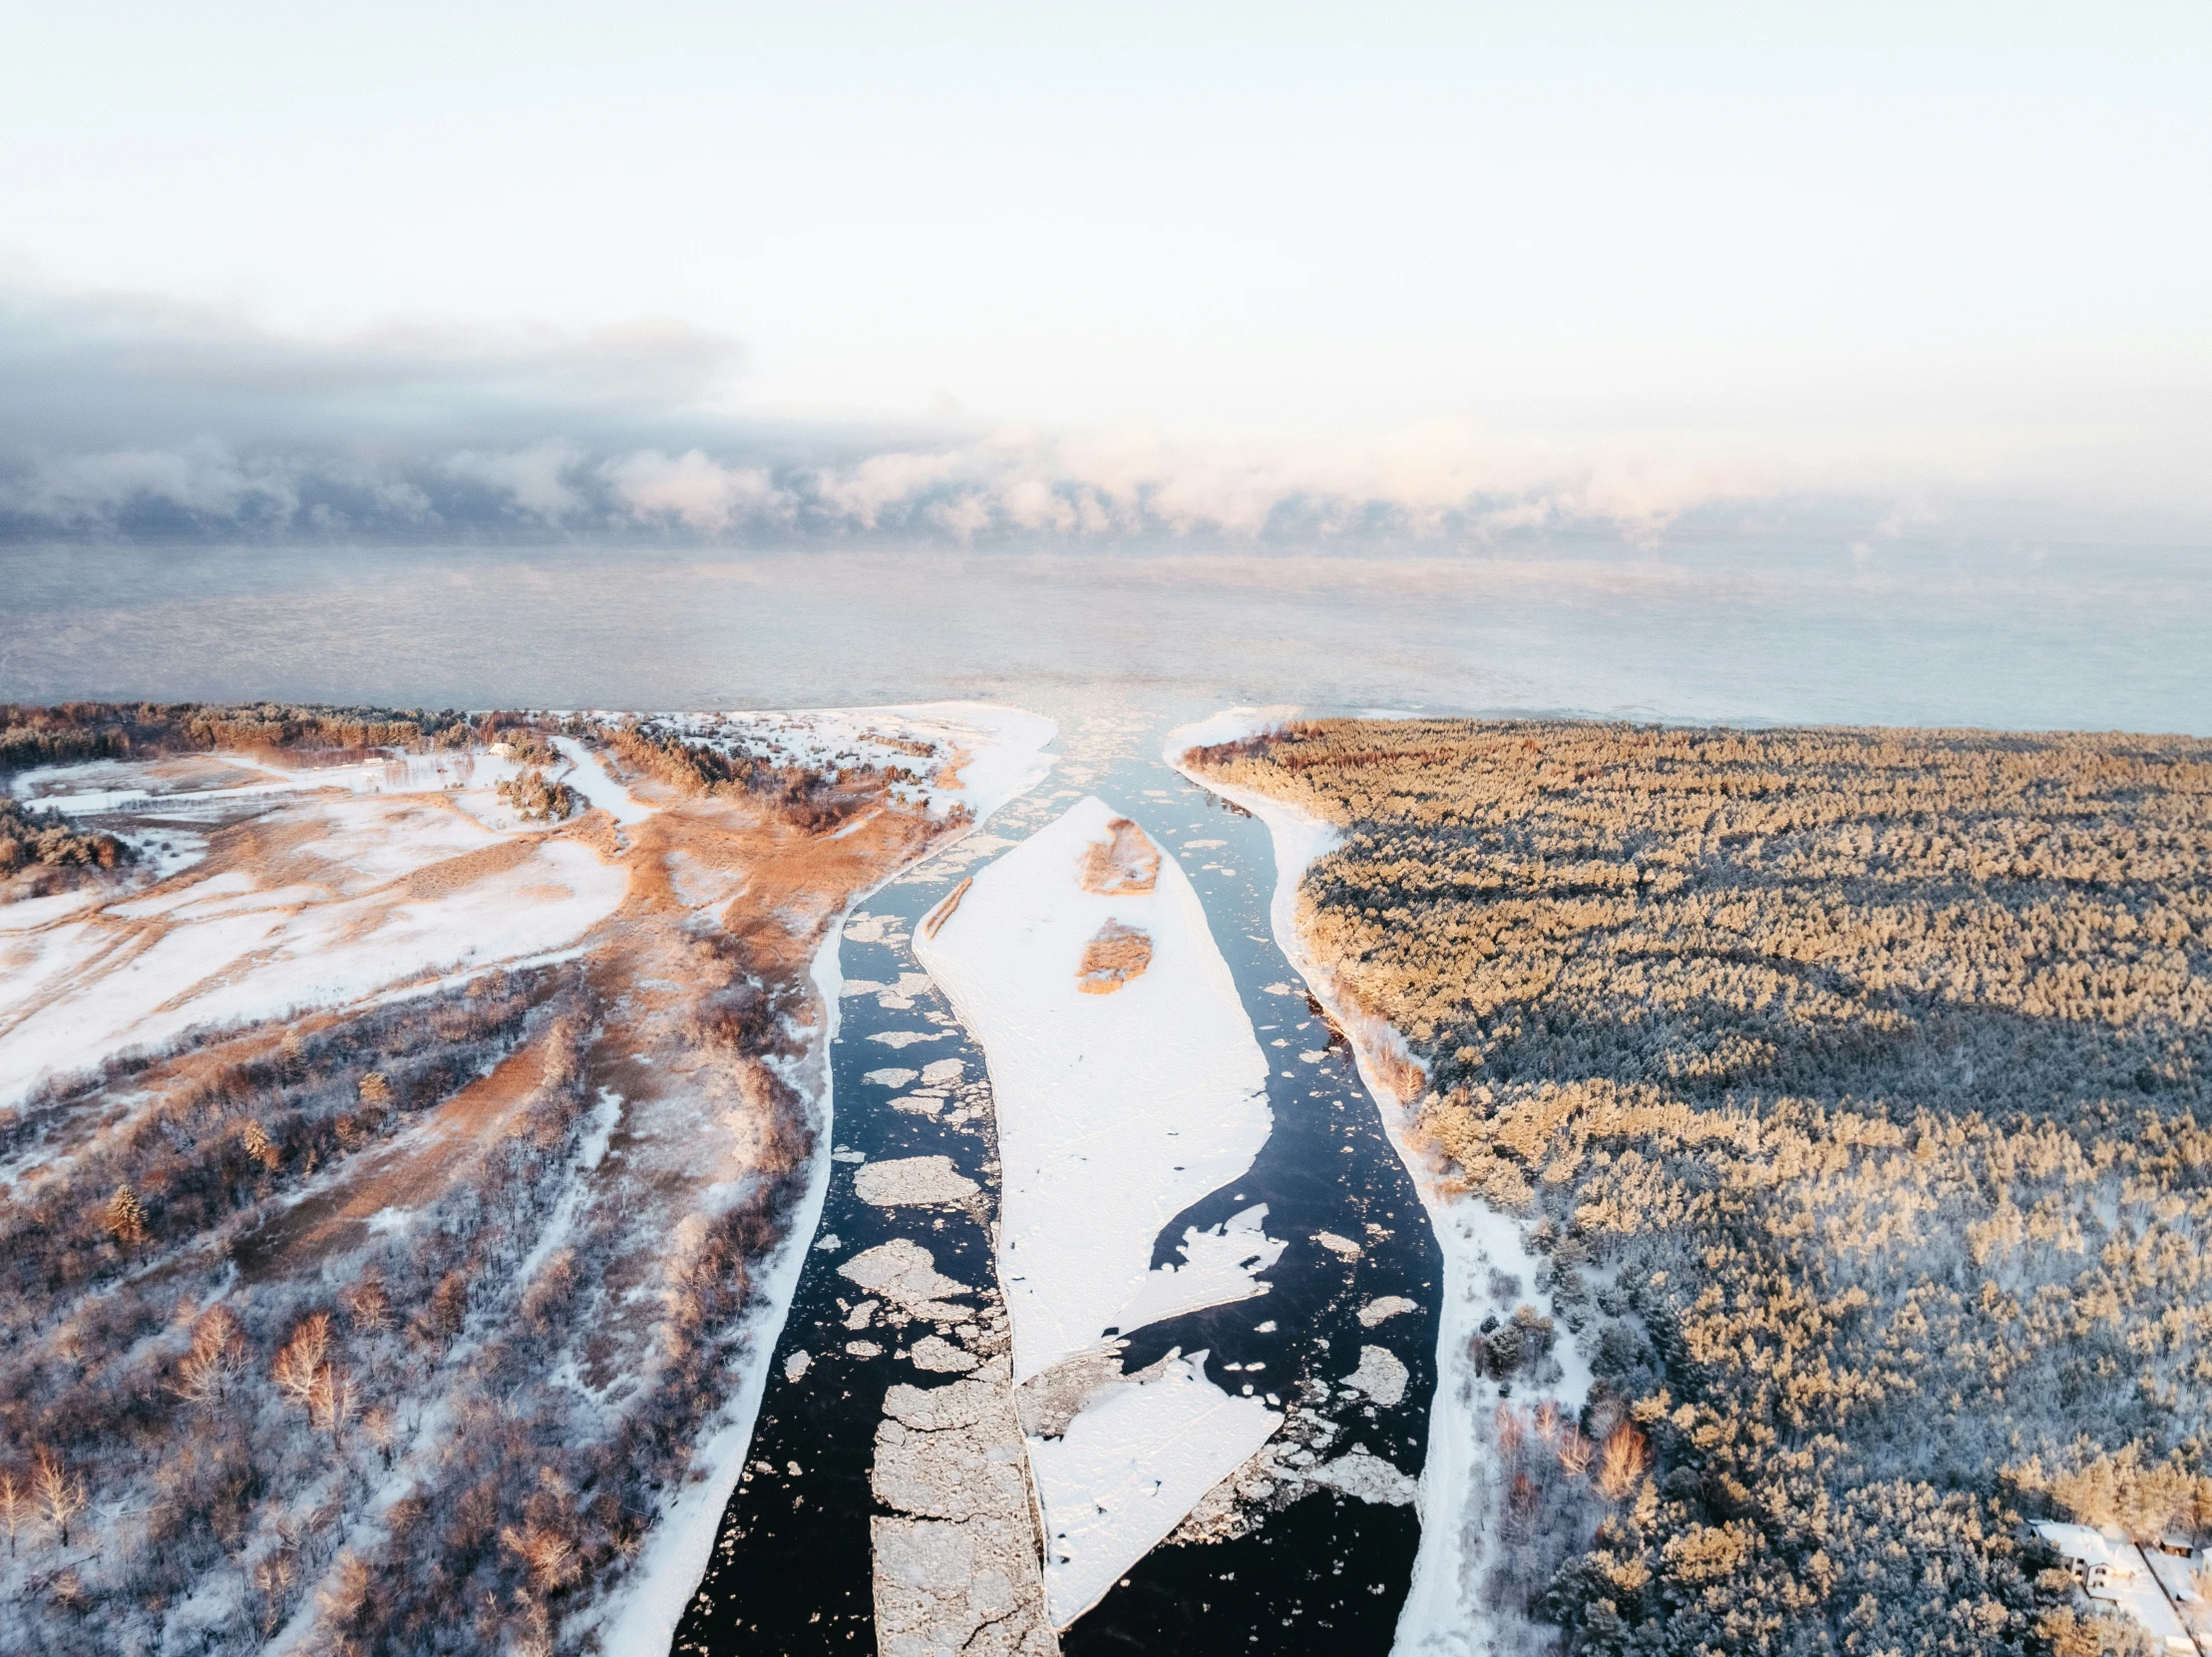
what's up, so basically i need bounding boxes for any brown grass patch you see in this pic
[1079,817,1159,895]
[1075,919,1152,995]
[229,1030,559,1281]
[394,837,542,903]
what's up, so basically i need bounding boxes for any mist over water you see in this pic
[4,540,2206,732]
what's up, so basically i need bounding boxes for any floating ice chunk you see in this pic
[1307,1448,1416,1506]
[1315,1231,1365,1261]
[909,1335,980,1374]
[1343,1345,1409,1407]
[863,1067,920,1087]
[919,1056,964,1087]
[854,1155,981,1207]
[784,1351,812,1383]
[839,1238,973,1320]
[870,1030,949,1049]
[1027,1351,1280,1627]
[1357,1295,1418,1328]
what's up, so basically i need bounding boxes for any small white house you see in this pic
[2037,1522,2202,1656]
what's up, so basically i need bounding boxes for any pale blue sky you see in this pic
[2,3,2206,541]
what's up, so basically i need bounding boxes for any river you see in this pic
[670,708,1442,1654]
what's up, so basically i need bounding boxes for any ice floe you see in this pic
[1025,1350,1280,1624]
[854,1154,981,1207]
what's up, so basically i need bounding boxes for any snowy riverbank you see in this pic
[590,701,1057,1651]
[1166,709,1591,1657]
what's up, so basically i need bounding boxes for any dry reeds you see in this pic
[1076,919,1154,994]
[1079,817,1160,895]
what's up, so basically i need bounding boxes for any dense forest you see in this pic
[0,701,493,774]
[1190,719,2212,1656]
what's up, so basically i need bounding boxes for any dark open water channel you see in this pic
[671,713,1443,1655]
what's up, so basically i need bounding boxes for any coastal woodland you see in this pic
[1189,719,2212,1656]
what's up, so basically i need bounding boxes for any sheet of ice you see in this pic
[1108,1204,1288,1335]
[1026,1351,1280,1626]
[912,793,1274,1384]
[1167,710,1593,1657]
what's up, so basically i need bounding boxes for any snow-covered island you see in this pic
[914,794,1283,1626]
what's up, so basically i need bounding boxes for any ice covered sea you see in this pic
[4,538,2206,733]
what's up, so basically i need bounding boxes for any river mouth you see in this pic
[672,711,1442,1655]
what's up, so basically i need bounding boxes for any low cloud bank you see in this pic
[1,287,2198,549]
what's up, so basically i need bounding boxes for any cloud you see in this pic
[9,438,300,529]
[444,440,587,520]
[0,281,2202,550]
[603,450,784,532]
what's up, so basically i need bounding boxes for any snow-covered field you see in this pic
[914,792,1283,1627]
[1,755,638,1109]
[1166,710,1592,1657]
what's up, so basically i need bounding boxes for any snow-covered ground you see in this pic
[10,748,524,818]
[2035,1523,2202,1655]
[551,735,654,825]
[0,773,637,1108]
[913,792,1283,1627]
[1166,709,1592,1657]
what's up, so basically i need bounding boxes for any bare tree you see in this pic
[346,1276,392,1335]
[1597,1424,1651,1501]
[170,1305,247,1410]
[33,1447,86,1548]
[272,1313,332,1414]
[0,1464,27,1555]
[310,1364,357,1446]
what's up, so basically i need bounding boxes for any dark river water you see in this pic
[671,713,1441,1655]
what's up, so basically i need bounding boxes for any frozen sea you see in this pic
[2,538,2206,732]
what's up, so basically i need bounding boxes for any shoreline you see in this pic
[1164,710,1591,1657]
[591,701,1058,1651]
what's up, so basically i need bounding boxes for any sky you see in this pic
[1,2,2207,546]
